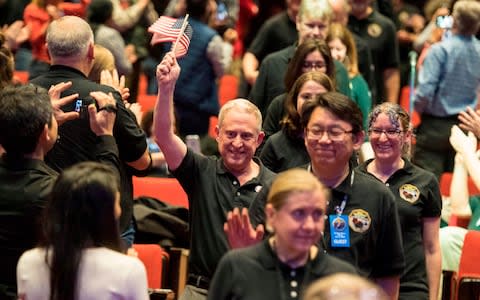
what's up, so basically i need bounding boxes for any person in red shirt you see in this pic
[23,0,90,79]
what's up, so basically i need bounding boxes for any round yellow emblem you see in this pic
[367,23,382,38]
[348,209,371,233]
[399,184,420,203]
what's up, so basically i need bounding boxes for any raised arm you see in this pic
[449,126,477,216]
[153,52,187,171]
[242,52,259,85]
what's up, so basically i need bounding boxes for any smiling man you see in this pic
[300,92,404,299]
[154,52,276,300]
[249,92,405,300]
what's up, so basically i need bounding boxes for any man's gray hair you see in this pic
[453,0,480,36]
[218,99,263,132]
[46,16,94,59]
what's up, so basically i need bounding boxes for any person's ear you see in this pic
[42,123,50,142]
[215,125,220,142]
[265,203,276,232]
[87,42,95,60]
[352,130,365,151]
[256,131,265,147]
[37,123,50,150]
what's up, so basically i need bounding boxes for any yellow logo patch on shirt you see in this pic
[348,209,371,233]
[367,23,382,38]
[399,184,420,203]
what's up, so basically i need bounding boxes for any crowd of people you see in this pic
[1,0,480,299]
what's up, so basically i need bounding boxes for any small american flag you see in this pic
[148,16,193,58]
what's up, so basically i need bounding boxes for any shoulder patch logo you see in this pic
[367,23,382,38]
[348,209,371,233]
[399,184,420,203]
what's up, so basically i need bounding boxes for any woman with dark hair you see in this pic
[16,162,149,300]
[357,103,442,300]
[260,71,334,172]
[263,38,339,139]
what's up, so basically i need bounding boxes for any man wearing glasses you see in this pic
[248,92,405,300]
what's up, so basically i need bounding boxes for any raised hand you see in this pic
[458,106,480,139]
[88,91,117,136]
[450,125,477,156]
[48,81,79,125]
[100,69,130,102]
[224,207,264,249]
[156,52,181,89]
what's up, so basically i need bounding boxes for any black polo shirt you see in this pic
[171,148,276,279]
[250,166,405,279]
[348,10,400,102]
[208,238,357,300]
[30,65,148,232]
[259,129,309,173]
[357,159,441,298]
[247,11,298,63]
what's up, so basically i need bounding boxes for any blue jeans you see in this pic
[120,220,136,249]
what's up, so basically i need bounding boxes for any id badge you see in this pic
[329,215,350,247]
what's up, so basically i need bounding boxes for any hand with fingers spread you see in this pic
[88,91,117,136]
[458,106,480,139]
[48,81,80,125]
[100,69,130,102]
[224,207,265,249]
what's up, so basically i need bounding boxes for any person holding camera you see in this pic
[0,83,120,299]
[413,0,480,180]
[29,16,152,248]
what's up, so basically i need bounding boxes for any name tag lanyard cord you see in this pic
[321,171,355,252]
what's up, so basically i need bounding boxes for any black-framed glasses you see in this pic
[306,127,353,141]
[302,61,326,70]
[368,128,403,138]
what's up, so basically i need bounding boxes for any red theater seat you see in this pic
[133,176,188,208]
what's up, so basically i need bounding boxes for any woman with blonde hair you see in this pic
[208,168,357,300]
[327,23,372,132]
[302,273,388,300]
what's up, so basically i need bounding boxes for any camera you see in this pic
[216,2,228,21]
[436,15,453,29]
[74,96,96,120]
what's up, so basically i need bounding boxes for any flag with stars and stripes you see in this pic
[148,16,193,58]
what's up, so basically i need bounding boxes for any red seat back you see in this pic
[133,244,169,289]
[133,176,189,208]
[458,231,480,279]
[455,231,480,299]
